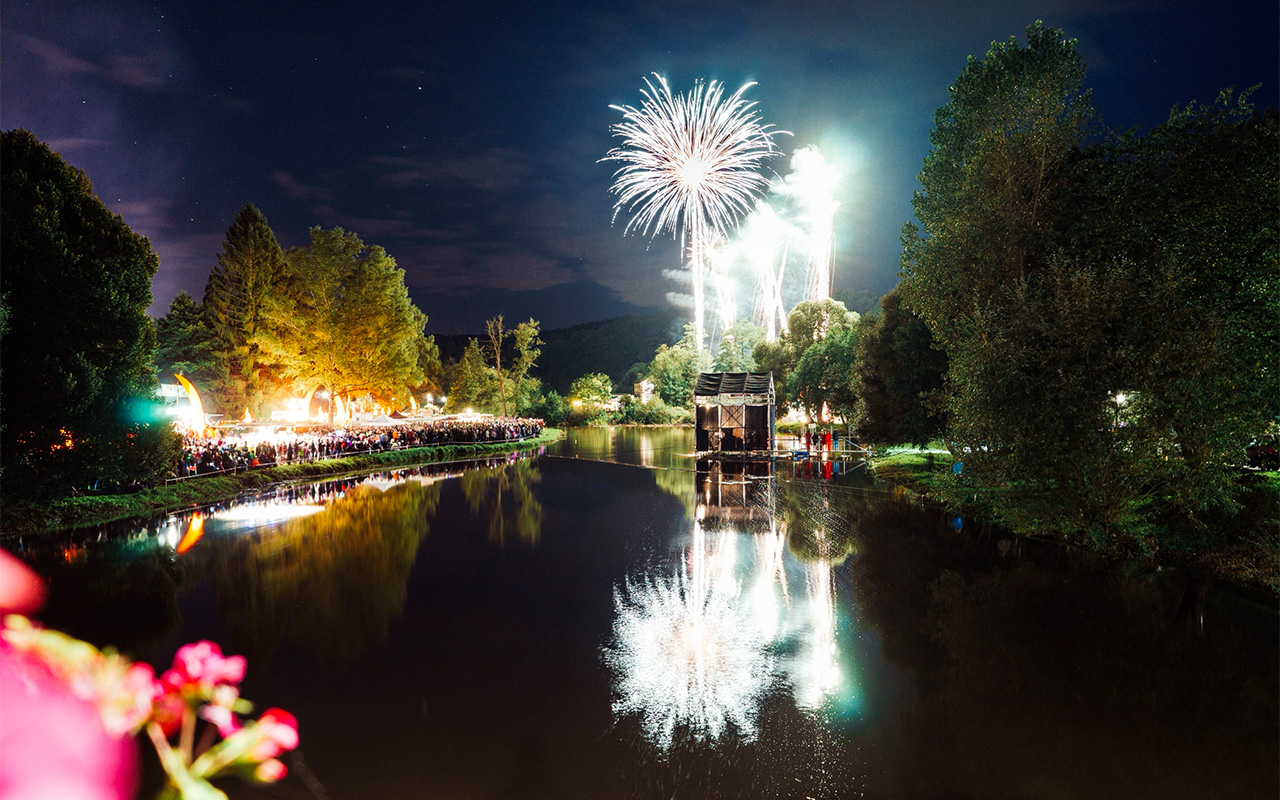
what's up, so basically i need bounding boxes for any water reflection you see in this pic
[459,456,543,547]
[607,459,857,751]
[608,524,774,749]
[8,453,543,665]
[203,477,443,663]
[8,428,1275,798]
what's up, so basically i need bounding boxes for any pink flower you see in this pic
[97,659,157,736]
[149,683,187,736]
[248,708,298,760]
[197,684,243,738]
[161,641,246,694]
[254,758,288,782]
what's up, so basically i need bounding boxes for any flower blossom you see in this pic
[255,758,288,782]
[197,684,245,738]
[161,641,246,696]
[248,708,299,761]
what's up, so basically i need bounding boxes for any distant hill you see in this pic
[434,308,684,393]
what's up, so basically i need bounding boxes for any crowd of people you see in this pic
[173,417,545,480]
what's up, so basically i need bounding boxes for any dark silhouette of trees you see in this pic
[1,129,179,495]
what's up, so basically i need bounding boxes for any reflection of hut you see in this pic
[694,372,775,454]
[695,458,774,532]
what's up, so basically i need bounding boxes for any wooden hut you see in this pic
[694,372,776,454]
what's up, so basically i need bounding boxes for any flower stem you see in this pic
[180,706,196,765]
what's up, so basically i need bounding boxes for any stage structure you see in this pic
[694,372,775,454]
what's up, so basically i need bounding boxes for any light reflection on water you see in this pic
[4,428,1276,799]
[605,460,858,752]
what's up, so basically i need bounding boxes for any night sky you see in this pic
[3,0,1276,334]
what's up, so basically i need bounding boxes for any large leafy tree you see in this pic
[789,323,860,424]
[712,319,764,372]
[902,22,1278,550]
[753,298,857,412]
[447,338,498,413]
[647,323,704,408]
[204,203,287,418]
[1,130,179,494]
[256,227,429,419]
[568,373,614,407]
[508,318,544,415]
[852,288,948,445]
[898,23,1098,534]
[901,21,1094,348]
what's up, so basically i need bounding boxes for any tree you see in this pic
[712,319,763,372]
[832,288,879,316]
[485,315,511,416]
[447,338,498,413]
[412,334,445,399]
[509,318,544,415]
[1,130,179,494]
[900,21,1094,349]
[647,324,704,408]
[204,204,287,418]
[902,22,1277,550]
[256,227,429,420]
[569,373,614,407]
[154,291,220,391]
[789,324,860,424]
[753,298,857,412]
[482,315,544,417]
[852,288,948,445]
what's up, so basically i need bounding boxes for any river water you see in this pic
[6,427,1277,799]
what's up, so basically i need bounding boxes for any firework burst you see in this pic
[604,74,783,351]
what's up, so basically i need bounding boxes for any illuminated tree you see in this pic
[568,373,614,408]
[256,227,429,420]
[753,298,856,412]
[204,203,287,418]
[447,338,497,413]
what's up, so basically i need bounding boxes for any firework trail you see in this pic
[774,146,841,303]
[604,74,783,352]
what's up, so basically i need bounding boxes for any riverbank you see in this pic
[867,447,1280,596]
[0,428,566,538]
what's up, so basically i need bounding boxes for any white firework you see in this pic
[604,73,783,352]
[774,145,841,303]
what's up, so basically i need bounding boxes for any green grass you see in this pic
[1,428,565,538]
[869,446,955,498]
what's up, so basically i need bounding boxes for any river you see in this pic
[5,427,1277,798]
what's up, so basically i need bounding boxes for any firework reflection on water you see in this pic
[605,519,852,751]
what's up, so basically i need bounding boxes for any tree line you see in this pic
[155,205,439,423]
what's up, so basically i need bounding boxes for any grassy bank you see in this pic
[867,445,1280,595]
[1,428,565,538]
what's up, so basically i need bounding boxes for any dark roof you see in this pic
[694,372,774,397]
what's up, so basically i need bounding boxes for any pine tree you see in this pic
[204,203,286,418]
